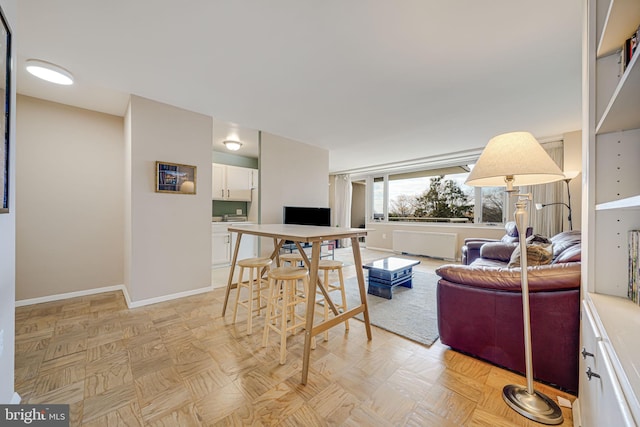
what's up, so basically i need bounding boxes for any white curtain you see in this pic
[531,141,564,237]
[334,174,352,248]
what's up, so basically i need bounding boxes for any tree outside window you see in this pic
[378,168,504,224]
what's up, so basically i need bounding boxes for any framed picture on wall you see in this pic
[0,6,11,213]
[155,161,197,194]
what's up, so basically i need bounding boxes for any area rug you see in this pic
[340,271,440,346]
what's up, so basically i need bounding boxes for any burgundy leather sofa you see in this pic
[436,230,581,393]
[461,221,532,265]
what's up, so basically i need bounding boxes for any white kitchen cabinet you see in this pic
[211,223,231,266]
[212,164,226,200]
[211,222,258,267]
[212,163,255,201]
[579,0,640,425]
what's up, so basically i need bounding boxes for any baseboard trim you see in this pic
[362,246,393,253]
[15,285,127,307]
[572,398,581,427]
[10,392,21,404]
[126,285,214,308]
[15,283,215,309]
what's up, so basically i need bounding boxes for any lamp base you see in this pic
[502,385,563,425]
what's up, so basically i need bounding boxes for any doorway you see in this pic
[351,180,366,242]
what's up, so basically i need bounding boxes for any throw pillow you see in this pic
[508,234,553,268]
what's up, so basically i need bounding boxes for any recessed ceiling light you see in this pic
[223,140,242,151]
[25,59,74,85]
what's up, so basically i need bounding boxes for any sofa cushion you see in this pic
[435,262,581,292]
[468,258,511,268]
[508,235,553,268]
[501,221,520,242]
[480,241,518,261]
[550,230,581,260]
[553,243,581,263]
[500,221,533,243]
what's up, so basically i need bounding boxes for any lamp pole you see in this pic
[502,193,563,425]
[465,132,567,425]
[539,202,572,231]
[565,177,573,231]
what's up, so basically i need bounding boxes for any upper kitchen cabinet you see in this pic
[212,163,256,201]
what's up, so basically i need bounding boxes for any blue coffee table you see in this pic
[363,257,420,299]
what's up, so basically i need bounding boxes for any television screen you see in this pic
[283,206,331,227]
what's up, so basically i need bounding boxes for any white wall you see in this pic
[15,96,124,300]
[0,0,16,404]
[126,96,212,304]
[259,131,329,255]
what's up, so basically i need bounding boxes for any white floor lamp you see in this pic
[465,131,565,425]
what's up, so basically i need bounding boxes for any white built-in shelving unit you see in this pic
[579,0,640,425]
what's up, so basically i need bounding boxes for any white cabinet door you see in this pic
[212,164,226,200]
[225,165,252,201]
[212,230,231,266]
[579,302,600,426]
[580,301,637,427]
[593,341,636,427]
[211,163,254,201]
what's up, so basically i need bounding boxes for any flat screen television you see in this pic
[283,206,331,227]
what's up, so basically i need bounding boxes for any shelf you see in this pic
[597,0,640,57]
[583,0,640,424]
[597,50,640,134]
[596,194,640,210]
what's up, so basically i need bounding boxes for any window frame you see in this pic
[366,167,507,225]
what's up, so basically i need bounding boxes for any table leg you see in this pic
[295,242,338,316]
[222,231,243,316]
[351,237,372,340]
[272,238,284,266]
[301,241,321,384]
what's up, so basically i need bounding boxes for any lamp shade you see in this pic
[465,131,564,188]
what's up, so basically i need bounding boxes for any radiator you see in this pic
[392,230,457,261]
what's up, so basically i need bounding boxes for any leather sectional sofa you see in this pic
[461,221,532,265]
[436,230,581,393]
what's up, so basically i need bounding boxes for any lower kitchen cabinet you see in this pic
[211,222,257,267]
[212,225,231,266]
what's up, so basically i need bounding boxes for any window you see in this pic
[372,176,385,220]
[477,186,505,223]
[370,165,505,224]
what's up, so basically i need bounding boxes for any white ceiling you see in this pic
[16,1,583,173]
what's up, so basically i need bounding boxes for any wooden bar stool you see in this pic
[316,259,349,341]
[232,257,272,335]
[262,266,315,364]
[279,252,304,267]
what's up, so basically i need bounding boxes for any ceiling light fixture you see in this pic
[25,59,74,85]
[223,140,242,151]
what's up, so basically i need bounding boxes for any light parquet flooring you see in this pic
[15,248,576,426]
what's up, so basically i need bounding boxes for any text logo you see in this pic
[1,405,69,426]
